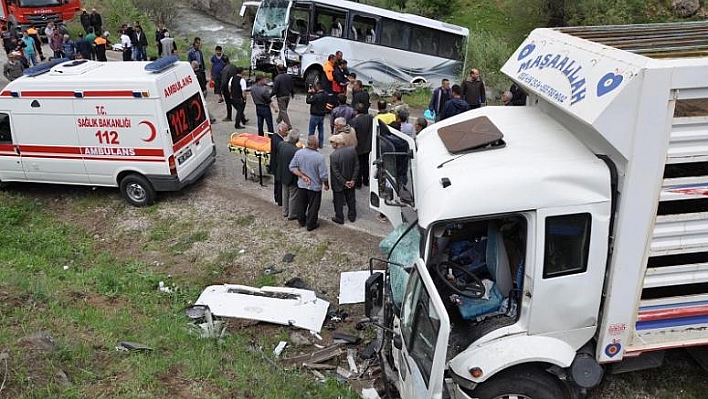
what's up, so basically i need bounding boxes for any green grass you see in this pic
[0,192,358,398]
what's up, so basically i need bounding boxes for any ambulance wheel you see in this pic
[466,366,567,399]
[120,174,155,207]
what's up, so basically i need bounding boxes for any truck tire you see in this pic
[120,174,155,207]
[467,367,566,399]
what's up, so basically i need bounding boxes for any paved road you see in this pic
[0,44,395,238]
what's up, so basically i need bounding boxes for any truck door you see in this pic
[370,120,416,227]
[397,259,450,399]
[0,112,26,182]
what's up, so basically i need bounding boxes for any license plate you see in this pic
[177,149,193,165]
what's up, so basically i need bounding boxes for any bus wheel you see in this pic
[120,174,156,207]
[466,366,567,399]
[305,68,322,88]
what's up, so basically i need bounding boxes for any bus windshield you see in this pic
[253,0,289,38]
[19,0,61,6]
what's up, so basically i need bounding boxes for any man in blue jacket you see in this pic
[428,78,451,122]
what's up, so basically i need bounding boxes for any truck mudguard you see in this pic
[448,334,576,384]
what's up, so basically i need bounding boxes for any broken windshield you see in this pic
[253,0,289,38]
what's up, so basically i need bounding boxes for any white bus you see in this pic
[249,0,469,87]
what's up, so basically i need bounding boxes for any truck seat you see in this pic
[458,221,513,320]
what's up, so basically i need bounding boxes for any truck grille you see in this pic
[26,13,60,24]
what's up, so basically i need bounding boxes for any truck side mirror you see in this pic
[364,272,383,318]
[393,333,403,350]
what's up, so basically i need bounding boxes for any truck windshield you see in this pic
[253,0,289,38]
[400,269,440,386]
[19,0,61,6]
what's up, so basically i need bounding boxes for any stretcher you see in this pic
[228,132,272,185]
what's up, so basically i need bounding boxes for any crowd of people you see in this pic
[0,21,524,229]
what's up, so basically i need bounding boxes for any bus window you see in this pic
[411,26,436,56]
[314,6,347,37]
[438,32,464,59]
[351,15,377,43]
[288,7,311,44]
[381,18,410,50]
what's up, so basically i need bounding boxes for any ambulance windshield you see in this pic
[166,92,206,145]
[19,0,61,6]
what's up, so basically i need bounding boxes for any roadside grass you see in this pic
[0,192,359,399]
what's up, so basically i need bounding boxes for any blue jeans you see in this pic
[256,104,274,136]
[309,114,325,147]
[133,45,146,61]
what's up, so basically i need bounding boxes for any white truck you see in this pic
[0,57,216,206]
[365,21,708,399]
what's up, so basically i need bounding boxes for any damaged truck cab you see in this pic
[367,22,708,399]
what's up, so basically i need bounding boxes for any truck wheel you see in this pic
[120,174,155,207]
[468,367,566,399]
[305,68,322,88]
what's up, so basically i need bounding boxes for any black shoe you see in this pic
[222,118,232,122]
[348,216,356,223]
[288,217,299,221]
[306,223,320,231]
[243,119,249,124]
[298,222,306,227]
[363,181,369,187]
[234,125,245,129]
[330,217,344,225]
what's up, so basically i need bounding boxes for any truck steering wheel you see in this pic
[434,261,486,299]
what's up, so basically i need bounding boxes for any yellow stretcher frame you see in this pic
[227,132,272,186]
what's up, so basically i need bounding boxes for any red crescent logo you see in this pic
[190,99,203,121]
[140,120,157,142]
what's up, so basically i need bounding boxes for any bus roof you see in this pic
[274,0,469,37]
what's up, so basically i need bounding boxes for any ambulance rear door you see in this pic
[159,67,215,180]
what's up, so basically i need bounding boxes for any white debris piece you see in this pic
[339,271,383,304]
[195,284,330,333]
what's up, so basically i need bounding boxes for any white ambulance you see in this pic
[0,56,216,206]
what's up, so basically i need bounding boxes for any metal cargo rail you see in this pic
[558,21,708,58]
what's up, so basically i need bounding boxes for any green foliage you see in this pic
[0,191,359,398]
[466,31,517,100]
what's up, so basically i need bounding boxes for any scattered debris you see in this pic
[239,249,246,254]
[62,265,69,271]
[282,253,295,263]
[333,332,360,345]
[310,331,323,341]
[347,349,358,374]
[284,277,311,290]
[195,284,330,332]
[263,265,284,275]
[288,331,311,346]
[339,271,383,304]
[158,281,172,293]
[115,341,153,352]
[360,341,380,360]
[282,344,342,367]
[273,341,288,357]
[184,305,227,339]
[337,366,353,379]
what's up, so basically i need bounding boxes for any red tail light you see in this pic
[168,155,177,176]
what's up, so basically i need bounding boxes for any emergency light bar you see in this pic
[145,56,180,73]
[23,58,70,77]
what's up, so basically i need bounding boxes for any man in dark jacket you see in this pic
[219,56,236,121]
[329,134,359,224]
[132,25,149,61]
[90,9,103,36]
[428,78,451,121]
[306,81,328,148]
[75,32,92,60]
[271,63,294,127]
[351,80,370,111]
[439,84,470,121]
[80,9,91,33]
[269,122,288,206]
[277,129,301,220]
[350,102,373,188]
[229,67,248,129]
[461,68,486,109]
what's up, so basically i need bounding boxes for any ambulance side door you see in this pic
[15,98,89,184]
[0,112,26,182]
